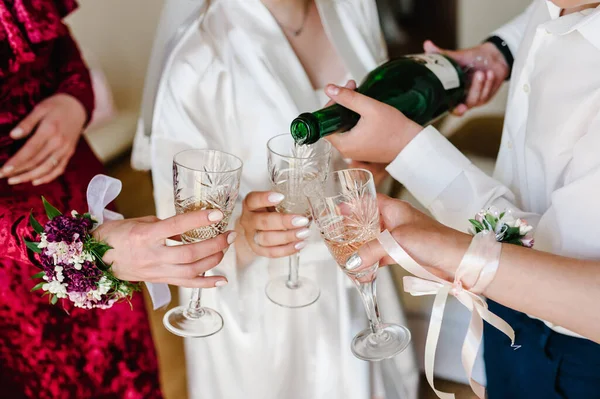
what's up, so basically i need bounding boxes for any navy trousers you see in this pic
[483,300,600,399]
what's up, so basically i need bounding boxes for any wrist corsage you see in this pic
[25,197,141,310]
[469,207,534,247]
[376,207,535,399]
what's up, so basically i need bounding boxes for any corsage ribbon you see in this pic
[377,229,518,399]
[86,175,171,309]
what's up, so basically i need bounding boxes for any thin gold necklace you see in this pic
[273,0,311,37]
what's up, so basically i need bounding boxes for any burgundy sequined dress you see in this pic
[0,1,162,398]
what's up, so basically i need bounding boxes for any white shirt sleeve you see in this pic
[387,114,600,259]
[386,126,536,233]
[491,1,537,58]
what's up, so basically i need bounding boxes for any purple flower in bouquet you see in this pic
[64,261,103,292]
[43,214,92,244]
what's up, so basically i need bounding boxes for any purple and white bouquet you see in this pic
[469,206,534,247]
[26,197,140,310]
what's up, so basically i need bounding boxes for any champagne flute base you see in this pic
[265,276,320,308]
[163,306,224,338]
[351,324,411,361]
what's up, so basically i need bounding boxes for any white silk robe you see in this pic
[133,0,419,397]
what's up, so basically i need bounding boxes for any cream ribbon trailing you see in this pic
[377,230,518,399]
[86,174,171,309]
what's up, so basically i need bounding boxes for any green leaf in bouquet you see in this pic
[469,219,484,233]
[94,257,112,271]
[42,197,62,220]
[503,226,521,241]
[484,214,497,230]
[87,240,113,271]
[31,271,45,279]
[30,282,45,292]
[25,240,42,254]
[50,295,58,305]
[499,211,505,220]
[82,213,94,220]
[93,242,113,258]
[29,211,44,234]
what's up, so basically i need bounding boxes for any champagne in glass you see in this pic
[306,169,411,361]
[163,149,242,338]
[264,134,331,308]
[176,199,232,242]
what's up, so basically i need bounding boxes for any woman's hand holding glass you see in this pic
[239,191,311,258]
[307,169,411,361]
[93,209,232,288]
[346,194,470,280]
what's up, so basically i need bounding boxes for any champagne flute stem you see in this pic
[286,253,300,289]
[354,273,383,334]
[185,274,205,319]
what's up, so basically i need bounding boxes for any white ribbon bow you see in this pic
[378,230,518,399]
[86,174,171,309]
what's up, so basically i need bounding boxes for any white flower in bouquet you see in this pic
[42,279,68,299]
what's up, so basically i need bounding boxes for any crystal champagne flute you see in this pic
[163,149,242,338]
[264,134,331,308]
[306,169,411,360]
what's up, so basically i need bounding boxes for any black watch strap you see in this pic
[484,35,514,80]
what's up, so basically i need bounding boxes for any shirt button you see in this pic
[507,141,513,149]
[523,83,530,94]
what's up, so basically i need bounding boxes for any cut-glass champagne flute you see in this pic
[306,169,411,360]
[264,134,332,308]
[163,149,242,338]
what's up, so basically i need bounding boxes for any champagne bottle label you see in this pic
[407,54,460,90]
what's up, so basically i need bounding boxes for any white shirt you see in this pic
[140,0,419,398]
[387,0,600,338]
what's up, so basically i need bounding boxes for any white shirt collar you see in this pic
[545,1,600,50]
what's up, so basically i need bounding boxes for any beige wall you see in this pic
[66,0,164,113]
[65,0,165,162]
[458,0,528,47]
[439,0,527,136]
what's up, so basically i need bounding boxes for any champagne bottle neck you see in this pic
[291,106,357,145]
[290,113,318,145]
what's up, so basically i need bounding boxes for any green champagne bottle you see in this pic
[290,54,467,145]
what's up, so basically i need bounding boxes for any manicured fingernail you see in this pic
[292,216,309,227]
[10,127,24,139]
[476,71,484,81]
[345,253,362,270]
[295,228,311,239]
[8,177,20,185]
[268,192,285,204]
[227,231,237,244]
[215,280,228,287]
[326,84,340,96]
[208,210,224,222]
[2,165,14,175]
[32,179,42,186]
[295,241,306,250]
